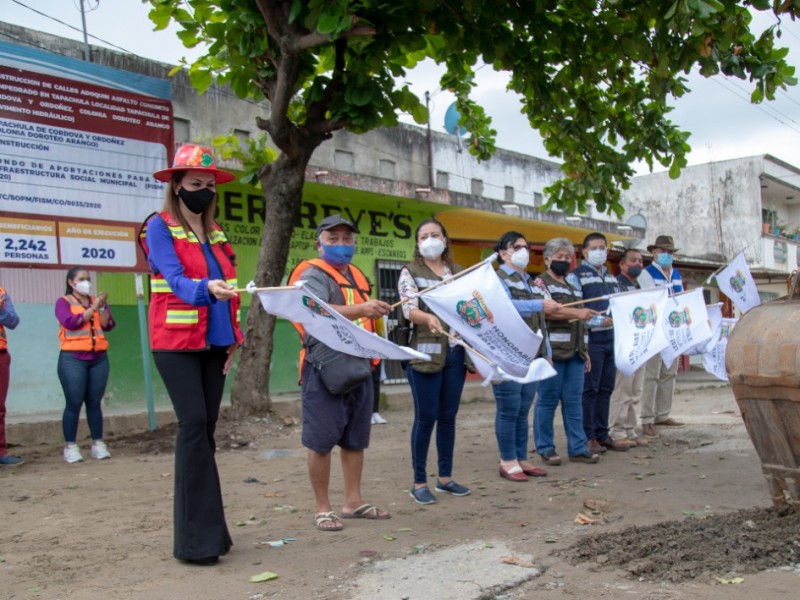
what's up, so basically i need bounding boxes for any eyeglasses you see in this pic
[508,244,528,251]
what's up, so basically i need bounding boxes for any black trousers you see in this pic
[153,347,232,561]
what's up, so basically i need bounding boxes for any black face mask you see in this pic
[178,186,215,214]
[627,265,643,278]
[549,260,571,276]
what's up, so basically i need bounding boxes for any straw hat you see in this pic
[152,143,235,184]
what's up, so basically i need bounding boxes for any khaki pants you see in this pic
[608,366,645,440]
[639,354,678,425]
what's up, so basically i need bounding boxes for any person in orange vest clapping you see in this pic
[140,144,243,566]
[55,267,114,464]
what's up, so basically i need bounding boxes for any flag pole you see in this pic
[234,284,298,293]
[389,253,499,310]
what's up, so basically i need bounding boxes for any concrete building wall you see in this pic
[622,157,764,262]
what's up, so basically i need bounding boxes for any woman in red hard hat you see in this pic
[140,144,243,566]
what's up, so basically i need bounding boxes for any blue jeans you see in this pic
[406,345,466,484]
[582,337,616,442]
[58,352,109,442]
[534,355,590,457]
[493,380,538,461]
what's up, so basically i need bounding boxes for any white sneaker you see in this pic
[371,412,387,425]
[91,440,111,460]
[64,444,84,463]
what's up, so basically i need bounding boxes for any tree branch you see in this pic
[295,25,377,51]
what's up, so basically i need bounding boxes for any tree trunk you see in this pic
[230,150,311,417]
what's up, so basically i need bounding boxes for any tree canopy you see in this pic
[149,0,797,216]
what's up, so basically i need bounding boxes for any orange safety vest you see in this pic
[0,287,7,351]
[138,211,244,351]
[287,258,377,380]
[58,294,109,352]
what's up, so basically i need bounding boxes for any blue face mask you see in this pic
[320,243,355,267]
[656,252,673,268]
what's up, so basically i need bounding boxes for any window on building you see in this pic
[173,118,190,146]
[334,149,354,171]
[471,178,483,197]
[504,186,514,203]
[375,260,407,383]
[533,192,543,208]
[436,171,449,189]
[379,159,396,179]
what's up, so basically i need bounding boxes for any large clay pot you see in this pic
[726,275,800,513]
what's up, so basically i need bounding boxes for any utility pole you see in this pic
[79,0,91,62]
[425,91,433,189]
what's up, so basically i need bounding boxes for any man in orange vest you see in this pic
[0,286,22,466]
[296,215,393,531]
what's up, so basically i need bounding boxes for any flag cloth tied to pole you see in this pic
[702,317,736,382]
[609,287,670,377]
[463,344,556,386]
[684,303,723,356]
[254,283,430,362]
[710,251,761,314]
[417,261,543,378]
[659,288,713,367]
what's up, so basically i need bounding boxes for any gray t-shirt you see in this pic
[301,264,356,350]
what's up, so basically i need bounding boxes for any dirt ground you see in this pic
[2,380,800,600]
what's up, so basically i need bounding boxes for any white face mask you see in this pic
[74,280,92,295]
[419,237,445,260]
[586,248,607,267]
[510,248,530,268]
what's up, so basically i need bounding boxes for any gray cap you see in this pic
[316,214,359,237]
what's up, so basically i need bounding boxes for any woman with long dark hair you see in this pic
[140,144,243,566]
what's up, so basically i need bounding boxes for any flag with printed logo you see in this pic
[417,261,543,378]
[609,287,670,377]
[702,317,735,381]
[711,251,761,314]
[684,303,723,356]
[659,288,713,367]
[255,284,429,361]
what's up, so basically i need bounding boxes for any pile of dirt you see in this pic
[557,505,800,583]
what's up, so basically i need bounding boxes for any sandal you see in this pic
[540,450,562,466]
[313,511,344,531]
[341,503,391,520]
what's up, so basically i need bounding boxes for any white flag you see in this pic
[419,261,542,378]
[609,287,670,377]
[684,304,723,356]
[255,284,430,362]
[702,318,736,381]
[712,251,761,314]
[463,344,556,387]
[660,288,713,367]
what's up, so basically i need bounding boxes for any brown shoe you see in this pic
[642,424,659,438]
[599,438,630,452]
[499,465,528,482]
[655,418,685,427]
[587,439,607,454]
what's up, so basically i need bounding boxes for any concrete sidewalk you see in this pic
[5,368,728,448]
